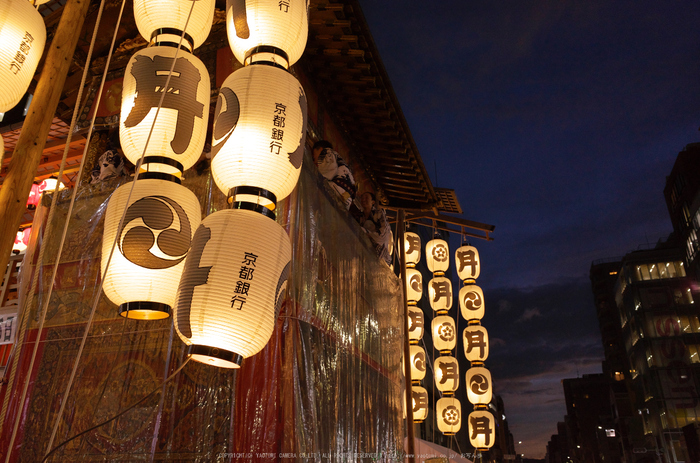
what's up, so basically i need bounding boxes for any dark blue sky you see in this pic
[361,1,700,457]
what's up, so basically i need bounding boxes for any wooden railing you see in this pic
[0,253,22,374]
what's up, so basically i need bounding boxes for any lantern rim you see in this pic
[119,301,171,320]
[228,186,277,210]
[138,171,182,185]
[189,345,243,369]
[244,46,290,69]
[150,28,194,52]
[230,200,277,221]
[411,380,421,386]
[141,156,185,176]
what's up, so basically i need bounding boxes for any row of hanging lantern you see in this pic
[458,242,495,451]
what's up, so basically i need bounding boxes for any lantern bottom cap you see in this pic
[443,432,456,436]
[189,345,243,369]
[119,302,171,320]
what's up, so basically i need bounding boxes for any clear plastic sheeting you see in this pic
[0,152,404,462]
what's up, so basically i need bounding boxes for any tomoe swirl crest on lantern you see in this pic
[470,373,490,395]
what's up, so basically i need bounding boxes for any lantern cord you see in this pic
[43,0,196,455]
[40,357,191,463]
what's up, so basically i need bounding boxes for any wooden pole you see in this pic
[398,209,417,463]
[0,0,91,277]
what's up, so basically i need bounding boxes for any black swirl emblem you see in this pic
[409,273,422,292]
[413,350,426,372]
[442,405,460,426]
[119,196,192,269]
[470,374,490,395]
[211,86,241,158]
[463,291,482,311]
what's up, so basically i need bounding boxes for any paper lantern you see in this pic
[468,410,495,450]
[434,355,459,393]
[428,276,452,313]
[407,306,424,343]
[463,325,489,363]
[133,0,215,49]
[409,344,426,382]
[0,0,46,112]
[174,206,291,368]
[466,366,492,405]
[426,238,449,274]
[411,386,429,423]
[460,283,485,321]
[101,177,201,319]
[39,177,65,192]
[432,315,457,352]
[436,397,461,435]
[404,231,421,266]
[406,267,422,302]
[26,183,41,208]
[226,0,308,68]
[211,64,307,201]
[456,245,480,281]
[12,228,30,254]
[120,46,210,175]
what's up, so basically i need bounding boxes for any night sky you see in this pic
[361,1,700,458]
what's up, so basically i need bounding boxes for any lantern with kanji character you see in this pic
[460,283,484,321]
[432,315,457,353]
[468,410,495,450]
[174,205,291,368]
[408,306,424,344]
[211,64,307,202]
[411,385,429,423]
[101,176,201,319]
[406,267,422,302]
[404,231,421,266]
[436,397,461,435]
[133,0,215,49]
[456,244,480,281]
[409,344,427,382]
[428,276,452,313]
[434,355,459,393]
[425,237,449,274]
[0,0,46,112]
[226,0,308,68]
[463,325,489,363]
[466,366,492,405]
[120,45,210,175]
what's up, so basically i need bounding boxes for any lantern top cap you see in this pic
[244,46,290,70]
[149,28,194,53]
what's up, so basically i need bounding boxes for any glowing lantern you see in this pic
[456,245,480,281]
[26,183,41,208]
[436,397,461,435]
[428,276,452,313]
[434,355,459,393]
[411,386,429,423]
[39,176,65,193]
[409,344,426,382]
[463,325,489,363]
[460,283,484,321]
[211,64,307,202]
[133,0,215,49]
[407,306,424,343]
[406,267,422,302]
[101,177,201,319]
[12,228,30,254]
[0,0,46,112]
[426,238,449,274]
[120,45,210,175]
[468,410,495,450]
[226,0,308,68]
[404,231,421,266]
[432,315,457,353]
[466,366,492,405]
[174,206,291,368]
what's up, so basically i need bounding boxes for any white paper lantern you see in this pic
[409,344,427,382]
[404,231,421,266]
[460,283,485,321]
[0,0,46,112]
[406,267,422,302]
[428,276,452,313]
[211,64,307,202]
[456,245,480,281]
[120,46,210,175]
[426,238,449,274]
[436,397,461,435]
[466,366,492,405]
[12,228,30,254]
[226,0,308,68]
[174,206,291,368]
[468,410,496,450]
[432,315,457,352]
[408,306,424,343]
[133,0,215,49]
[411,386,429,423]
[101,177,201,319]
[434,355,459,393]
[464,325,489,363]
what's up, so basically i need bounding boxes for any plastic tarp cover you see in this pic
[0,153,405,462]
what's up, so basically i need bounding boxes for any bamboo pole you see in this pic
[0,0,91,277]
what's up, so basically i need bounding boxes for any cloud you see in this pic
[516,308,542,323]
